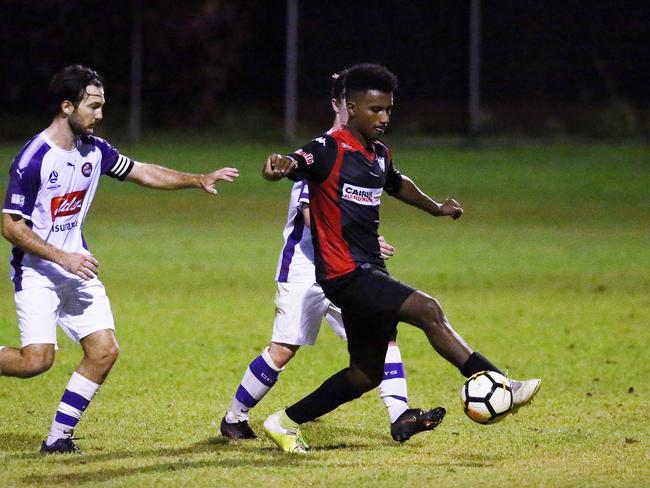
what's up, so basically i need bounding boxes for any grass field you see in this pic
[0,139,648,487]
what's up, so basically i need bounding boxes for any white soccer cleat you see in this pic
[263,410,308,453]
[510,378,542,413]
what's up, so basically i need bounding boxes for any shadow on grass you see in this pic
[19,439,318,485]
[0,432,44,453]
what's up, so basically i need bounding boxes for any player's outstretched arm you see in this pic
[393,175,463,220]
[125,161,239,194]
[1,213,99,280]
[262,154,297,181]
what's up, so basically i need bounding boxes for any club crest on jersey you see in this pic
[295,149,314,165]
[51,190,87,220]
[376,156,385,172]
[341,183,382,206]
[81,162,93,177]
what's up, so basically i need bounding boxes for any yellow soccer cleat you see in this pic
[263,410,308,453]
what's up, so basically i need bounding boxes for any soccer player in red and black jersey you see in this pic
[261,64,541,453]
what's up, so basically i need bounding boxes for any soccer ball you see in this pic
[461,370,513,424]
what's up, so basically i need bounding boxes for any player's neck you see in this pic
[346,126,372,151]
[45,118,78,151]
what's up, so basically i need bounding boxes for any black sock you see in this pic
[286,369,366,424]
[459,352,504,378]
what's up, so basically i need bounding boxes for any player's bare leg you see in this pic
[268,342,299,369]
[398,290,473,368]
[77,329,120,384]
[41,330,119,455]
[399,290,541,414]
[0,344,54,378]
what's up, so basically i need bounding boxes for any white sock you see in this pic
[226,347,282,423]
[46,372,100,446]
[379,345,409,423]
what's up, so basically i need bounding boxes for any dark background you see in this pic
[1,0,648,140]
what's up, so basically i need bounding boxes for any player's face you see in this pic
[347,90,393,142]
[67,85,105,136]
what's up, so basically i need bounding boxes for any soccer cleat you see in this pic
[220,416,258,440]
[263,410,308,453]
[390,407,446,443]
[40,437,84,455]
[510,378,542,413]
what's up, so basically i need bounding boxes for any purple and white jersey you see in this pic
[274,180,316,283]
[2,131,133,291]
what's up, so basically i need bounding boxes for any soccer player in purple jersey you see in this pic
[261,64,541,453]
[220,70,445,443]
[0,65,239,454]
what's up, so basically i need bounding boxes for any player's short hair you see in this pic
[48,65,104,116]
[344,64,398,100]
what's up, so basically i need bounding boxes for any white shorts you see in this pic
[271,281,347,346]
[15,278,115,348]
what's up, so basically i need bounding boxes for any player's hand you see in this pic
[202,167,239,195]
[441,198,463,220]
[263,154,297,180]
[59,252,100,280]
[378,235,395,260]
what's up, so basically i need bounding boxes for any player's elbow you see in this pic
[1,214,20,243]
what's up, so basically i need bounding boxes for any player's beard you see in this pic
[68,114,95,136]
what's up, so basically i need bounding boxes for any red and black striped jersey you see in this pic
[288,127,403,284]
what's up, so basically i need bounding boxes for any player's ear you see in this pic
[331,98,339,113]
[61,100,75,117]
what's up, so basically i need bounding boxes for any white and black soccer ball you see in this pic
[461,370,513,424]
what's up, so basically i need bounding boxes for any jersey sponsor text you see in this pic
[51,190,87,220]
[341,183,382,206]
[51,221,78,233]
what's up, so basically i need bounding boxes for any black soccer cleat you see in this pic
[220,416,258,440]
[40,437,84,455]
[390,407,446,443]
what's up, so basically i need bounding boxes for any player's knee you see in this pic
[417,297,446,329]
[105,343,120,366]
[89,343,120,371]
[21,350,54,378]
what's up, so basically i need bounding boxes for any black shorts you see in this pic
[321,264,416,357]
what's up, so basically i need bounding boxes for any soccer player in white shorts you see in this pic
[220,70,445,442]
[0,65,239,455]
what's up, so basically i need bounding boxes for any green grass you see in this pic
[0,140,648,487]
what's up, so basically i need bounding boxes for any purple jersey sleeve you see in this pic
[3,139,49,220]
[287,135,338,183]
[89,136,134,180]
